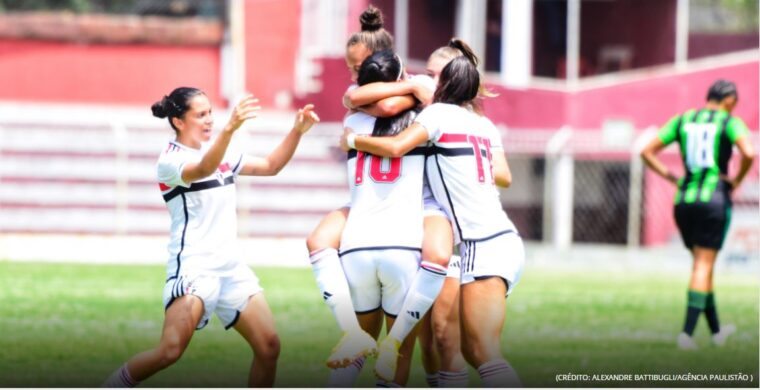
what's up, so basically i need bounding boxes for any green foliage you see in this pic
[0,262,757,387]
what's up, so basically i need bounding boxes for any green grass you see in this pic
[0,261,757,387]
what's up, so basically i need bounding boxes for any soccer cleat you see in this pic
[712,324,736,347]
[326,330,378,369]
[374,337,402,382]
[677,332,698,350]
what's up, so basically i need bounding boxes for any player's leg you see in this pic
[433,275,468,387]
[417,312,440,387]
[307,207,365,339]
[418,213,452,387]
[103,295,204,387]
[384,215,450,360]
[380,315,420,387]
[328,309,384,387]
[232,292,281,387]
[459,235,524,387]
[460,277,520,387]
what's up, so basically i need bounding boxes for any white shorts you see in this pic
[446,255,462,279]
[162,261,263,330]
[423,187,448,218]
[458,231,524,295]
[340,248,420,316]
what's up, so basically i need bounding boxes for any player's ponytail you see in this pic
[151,87,204,132]
[433,56,479,107]
[448,39,478,67]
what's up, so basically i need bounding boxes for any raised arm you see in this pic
[344,80,433,117]
[240,104,320,176]
[182,95,260,183]
[341,122,429,158]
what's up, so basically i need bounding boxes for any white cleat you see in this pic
[677,332,698,350]
[326,330,378,369]
[374,337,401,382]
[712,324,736,347]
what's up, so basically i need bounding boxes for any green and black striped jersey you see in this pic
[658,109,749,204]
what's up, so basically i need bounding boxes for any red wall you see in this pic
[243,0,300,107]
[0,39,223,106]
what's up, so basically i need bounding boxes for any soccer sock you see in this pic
[327,356,365,387]
[425,372,439,387]
[704,292,721,334]
[102,363,139,388]
[310,248,360,332]
[683,290,708,336]
[439,369,469,388]
[477,359,521,387]
[388,261,446,342]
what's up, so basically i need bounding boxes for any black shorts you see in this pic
[674,187,732,250]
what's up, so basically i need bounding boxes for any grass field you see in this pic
[0,260,757,387]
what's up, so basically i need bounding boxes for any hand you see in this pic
[340,127,355,152]
[720,174,739,191]
[666,172,679,185]
[225,94,261,133]
[293,104,320,134]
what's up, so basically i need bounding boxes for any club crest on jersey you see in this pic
[216,163,231,184]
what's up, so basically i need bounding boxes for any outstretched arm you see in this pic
[182,95,260,183]
[340,122,429,158]
[344,80,433,117]
[240,104,320,176]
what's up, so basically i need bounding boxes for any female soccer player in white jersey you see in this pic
[102,87,319,387]
[341,50,525,387]
[346,39,513,387]
[332,49,444,387]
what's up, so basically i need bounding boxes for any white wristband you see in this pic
[346,133,357,149]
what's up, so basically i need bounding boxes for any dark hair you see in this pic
[346,5,394,52]
[706,79,738,102]
[151,87,204,131]
[356,50,418,136]
[433,56,480,106]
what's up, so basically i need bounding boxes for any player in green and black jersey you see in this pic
[641,79,755,350]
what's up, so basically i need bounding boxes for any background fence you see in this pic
[0,102,757,259]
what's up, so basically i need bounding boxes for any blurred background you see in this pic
[0,0,757,262]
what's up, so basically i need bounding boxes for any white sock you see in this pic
[388,261,446,342]
[310,248,360,332]
[102,363,138,388]
[327,356,365,387]
[477,359,521,387]
[439,369,468,387]
[425,372,439,387]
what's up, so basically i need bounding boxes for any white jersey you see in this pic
[157,141,248,278]
[415,103,516,244]
[340,112,427,253]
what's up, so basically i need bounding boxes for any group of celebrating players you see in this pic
[102,3,754,389]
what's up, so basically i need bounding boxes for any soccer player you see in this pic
[306,5,394,369]
[341,48,525,387]
[347,39,512,388]
[333,49,439,387]
[102,87,319,387]
[640,79,755,350]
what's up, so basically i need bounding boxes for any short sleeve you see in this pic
[408,74,436,92]
[157,153,190,188]
[415,103,444,142]
[726,116,750,143]
[657,115,682,145]
[482,117,503,150]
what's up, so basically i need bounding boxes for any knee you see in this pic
[158,339,185,367]
[423,245,451,266]
[433,322,457,353]
[255,333,281,363]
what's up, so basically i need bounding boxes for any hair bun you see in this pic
[360,5,384,31]
[151,98,168,118]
